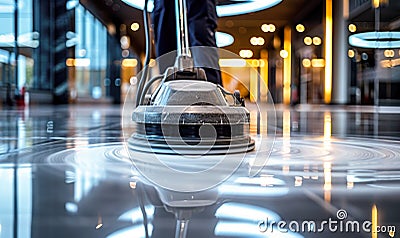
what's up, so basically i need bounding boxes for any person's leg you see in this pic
[152,0,177,58]
[187,0,222,85]
[153,0,222,85]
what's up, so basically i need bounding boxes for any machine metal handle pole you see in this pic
[174,0,193,71]
[175,0,190,57]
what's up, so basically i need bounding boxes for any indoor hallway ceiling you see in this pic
[80,0,400,59]
[80,0,322,58]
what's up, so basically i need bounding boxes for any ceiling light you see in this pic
[311,59,325,68]
[349,31,400,48]
[348,49,355,58]
[251,59,260,67]
[216,0,282,17]
[131,22,140,31]
[239,50,253,58]
[219,59,247,67]
[122,59,138,67]
[280,50,288,59]
[120,0,282,17]
[250,37,258,45]
[313,36,322,45]
[304,36,312,46]
[348,24,356,33]
[296,24,305,33]
[261,24,275,33]
[302,58,311,68]
[384,49,395,58]
[66,58,90,67]
[216,32,234,47]
[250,36,265,46]
[372,0,379,8]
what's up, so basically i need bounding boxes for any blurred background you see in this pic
[1,0,400,106]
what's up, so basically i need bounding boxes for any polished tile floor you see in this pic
[1,104,400,238]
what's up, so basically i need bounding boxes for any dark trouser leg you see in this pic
[152,0,222,85]
[152,0,176,57]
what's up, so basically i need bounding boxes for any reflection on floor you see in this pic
[1,104,400,238]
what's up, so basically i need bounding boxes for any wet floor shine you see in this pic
[1,104,400,238]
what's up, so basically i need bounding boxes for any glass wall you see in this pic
[0,0,36,92]
[0,0,125,104]
[68,4,108,101]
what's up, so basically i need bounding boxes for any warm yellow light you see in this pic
[219,58,247,67]
[261,24,268,32]
[372,205,377,238]
[149,59,156,67]
[251,59,260,67]
[129,181,137,189]
[384,49,395,58]
[381,58,400,68]
[324,0,333,104]
[283,26,291,105]
[324,161,332,202]
[283,110,291,139]
[250,36,265,46]
[384,50,390,57]
[249,64,258,102]
[372,0,380,8]
[122,59,138,67]
[259,59,266,67]
[280,49,288,59]
[131,22,140,31]
[304,36,312,45]
[313,36,322,45]
[239,49,253,58]
[324,112,332,143]
[302,58,311,68]
[311,58,325,68]
[250,37,257,45]
[347,181,354,189]
[261,23,275,33]
[348,49,355,58]
[66,58,74,67]
[296,24,305,32]
[66,58,90,67]
[348,23,357,32]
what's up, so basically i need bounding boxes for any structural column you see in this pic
[332,0,349,104]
